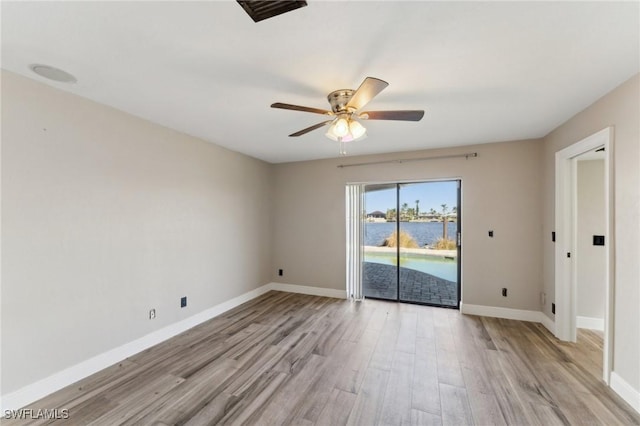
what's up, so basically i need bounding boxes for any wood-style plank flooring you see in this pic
[8,291,640,425]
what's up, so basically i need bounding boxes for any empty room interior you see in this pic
[1,1,639,425]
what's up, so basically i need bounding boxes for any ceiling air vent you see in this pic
[237,1,307,22]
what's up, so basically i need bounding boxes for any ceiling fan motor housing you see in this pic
[327,89,356,114]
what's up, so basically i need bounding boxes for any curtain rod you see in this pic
[337,152,478,168]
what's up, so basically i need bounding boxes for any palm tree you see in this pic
[415,200,420,218]
[441,204,449,239]
[400,203,409,221]
[450,205,458,223]
[386,208,396,221]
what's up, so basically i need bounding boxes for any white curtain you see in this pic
[345,184,364,300]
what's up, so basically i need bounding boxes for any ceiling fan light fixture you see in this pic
[325,129,354,142]
[349,119,366,139]
[325,116,366,143]
[333,117,350,137]
[325,123,336,141]
[325,126,340,142]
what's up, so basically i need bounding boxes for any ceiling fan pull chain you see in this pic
[339,138,347,156]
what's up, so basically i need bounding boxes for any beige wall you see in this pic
[1,71,274,394]
[542,73,640,391]
[3,66,637,404]
[576,160,605,320]
[272,140,544,311]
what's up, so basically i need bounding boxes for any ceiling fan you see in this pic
[271,77,424,154]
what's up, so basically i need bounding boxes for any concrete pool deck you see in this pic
[363,262,458,306]
[364,246,457,258]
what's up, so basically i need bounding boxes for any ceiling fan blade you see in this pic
[359,110,425,121]
[271,102,332,115]
[346,77,389,111]
[289,120,333,137]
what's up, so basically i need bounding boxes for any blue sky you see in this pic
[365,181,458,213]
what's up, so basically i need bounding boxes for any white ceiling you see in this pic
[2,1,638,163]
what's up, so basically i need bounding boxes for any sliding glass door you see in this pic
[362,184,398,300]
[362,180,460,307]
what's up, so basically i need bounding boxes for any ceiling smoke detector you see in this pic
[29,64,77,83]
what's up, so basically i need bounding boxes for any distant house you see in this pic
[366,210,387,222]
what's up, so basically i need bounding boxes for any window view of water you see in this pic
[361,180,460,306]
[364,222,457,247]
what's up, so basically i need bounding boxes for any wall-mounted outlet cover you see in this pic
[278,269,283,276]
[181,296,187,308]
[552,303,556,315]
[488,230,494,237]
[149,309,156,319]
[501,288,507,297]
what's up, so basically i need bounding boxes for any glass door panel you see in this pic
[398,181,459,306]
[362,184,397,301]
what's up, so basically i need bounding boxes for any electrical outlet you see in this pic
[278,269,283,276]
[149,309,156,319]
[181,296,187,308]
[501,288,507,297]
[488,230,494,237]
[552,303,556,315]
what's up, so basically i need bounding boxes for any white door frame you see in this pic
[555,126,613,384]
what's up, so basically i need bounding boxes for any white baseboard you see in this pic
[461,303,556,335]
[576,316,604,331]
[461,303,543,322]
[539,313,556,335]
[268,282,346,299]
[610,371,640,414]
[0,282,346,411]
[0,283,274,411]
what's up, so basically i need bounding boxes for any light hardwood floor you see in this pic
[7,291,639,425]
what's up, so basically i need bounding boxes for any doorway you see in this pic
[576,151,606,333]
[361,180,461,308]
[555,127,613,384]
